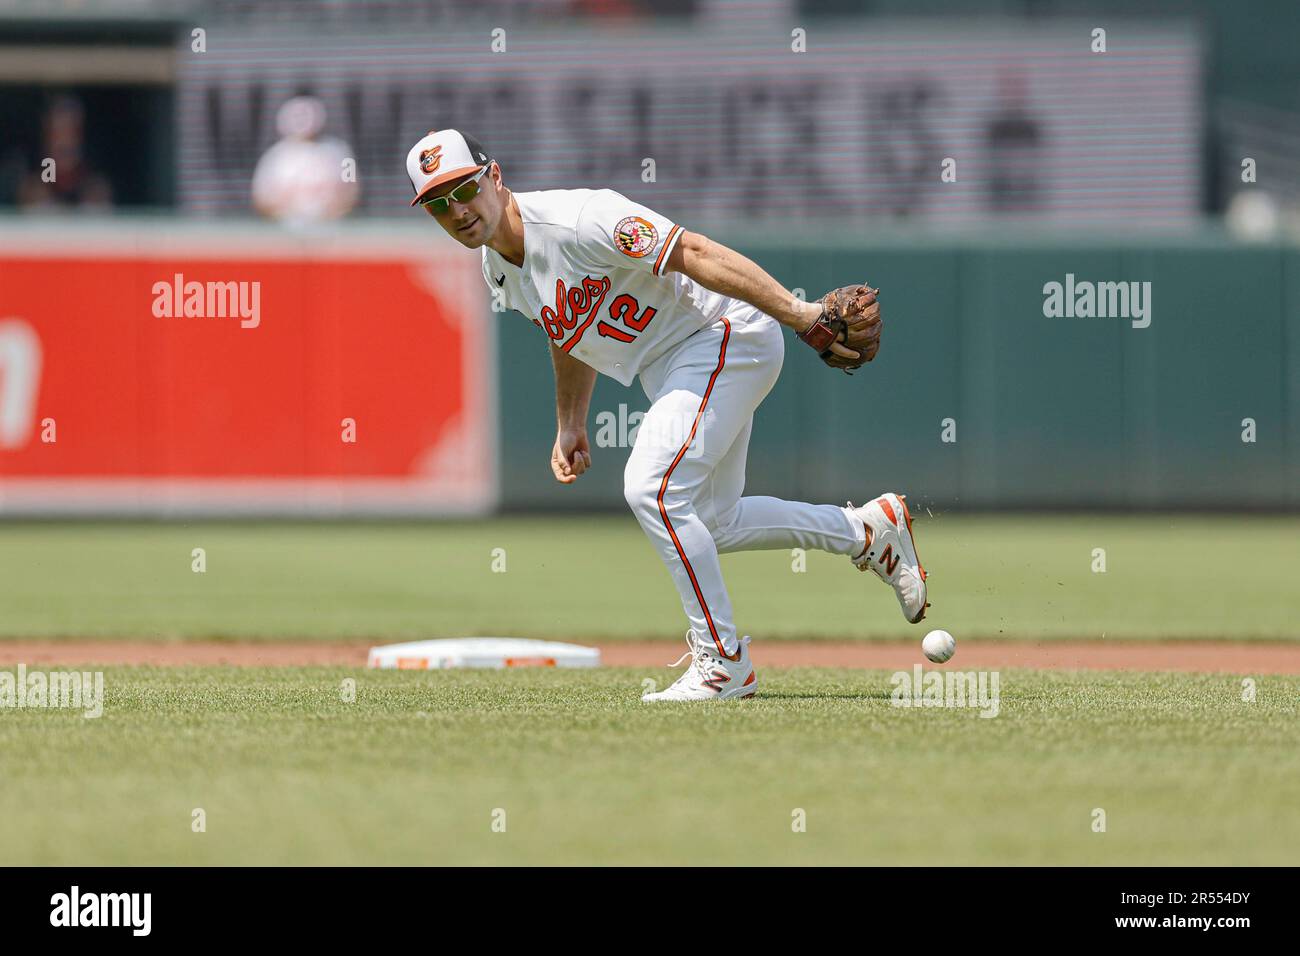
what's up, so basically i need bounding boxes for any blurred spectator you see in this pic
[17,96,113,212]
[251,96,359,226]
[984,70,1044,213]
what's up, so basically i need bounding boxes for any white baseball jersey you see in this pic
[481,188,736,386]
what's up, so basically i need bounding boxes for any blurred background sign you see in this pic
[176,23,1202,227]
[0,225,495,515]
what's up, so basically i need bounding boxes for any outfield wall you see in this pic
[499,229,1300,511]
[0,220,1294,513]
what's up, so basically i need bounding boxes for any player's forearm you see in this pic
[677,233,823,332]
[550,342,598,430]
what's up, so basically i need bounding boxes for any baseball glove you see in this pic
[797,283,882,372]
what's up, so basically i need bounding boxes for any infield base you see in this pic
[367,638,601,670]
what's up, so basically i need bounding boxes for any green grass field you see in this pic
[1,515,1296,640]
[3,515,1296,865]
[2,666,1296,865]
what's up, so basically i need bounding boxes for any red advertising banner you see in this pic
[0,224,495,514]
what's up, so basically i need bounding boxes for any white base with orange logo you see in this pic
[368,638,600,670]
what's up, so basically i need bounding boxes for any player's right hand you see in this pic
[551,428,591,484]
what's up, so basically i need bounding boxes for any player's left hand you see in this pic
[798,284,882,373]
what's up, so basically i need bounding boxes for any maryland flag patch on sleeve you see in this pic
[613,216,659,259]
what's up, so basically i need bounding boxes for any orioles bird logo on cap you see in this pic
[419,145,443,175]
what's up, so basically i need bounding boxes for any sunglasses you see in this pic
[420,164,491,216]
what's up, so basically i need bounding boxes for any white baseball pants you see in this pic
[624,307,867,657]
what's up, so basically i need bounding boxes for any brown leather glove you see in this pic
[797,284,882,373]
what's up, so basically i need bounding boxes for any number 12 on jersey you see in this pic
[539,276,658,350]
[597,293,657,343]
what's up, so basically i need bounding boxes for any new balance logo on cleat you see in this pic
[702,669,730,692]
[879,544,900,575]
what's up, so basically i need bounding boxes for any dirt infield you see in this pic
[1,640,1297,674]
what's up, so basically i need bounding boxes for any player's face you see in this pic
[422,163,501,248]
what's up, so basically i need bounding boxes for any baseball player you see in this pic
[407,129,928,701]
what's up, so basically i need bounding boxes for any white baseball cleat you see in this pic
[641,630,757,702]
[847,492,929,624]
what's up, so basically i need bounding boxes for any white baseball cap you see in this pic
[405,128,493,207]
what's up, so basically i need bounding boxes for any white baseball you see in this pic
[921,629,956,663]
